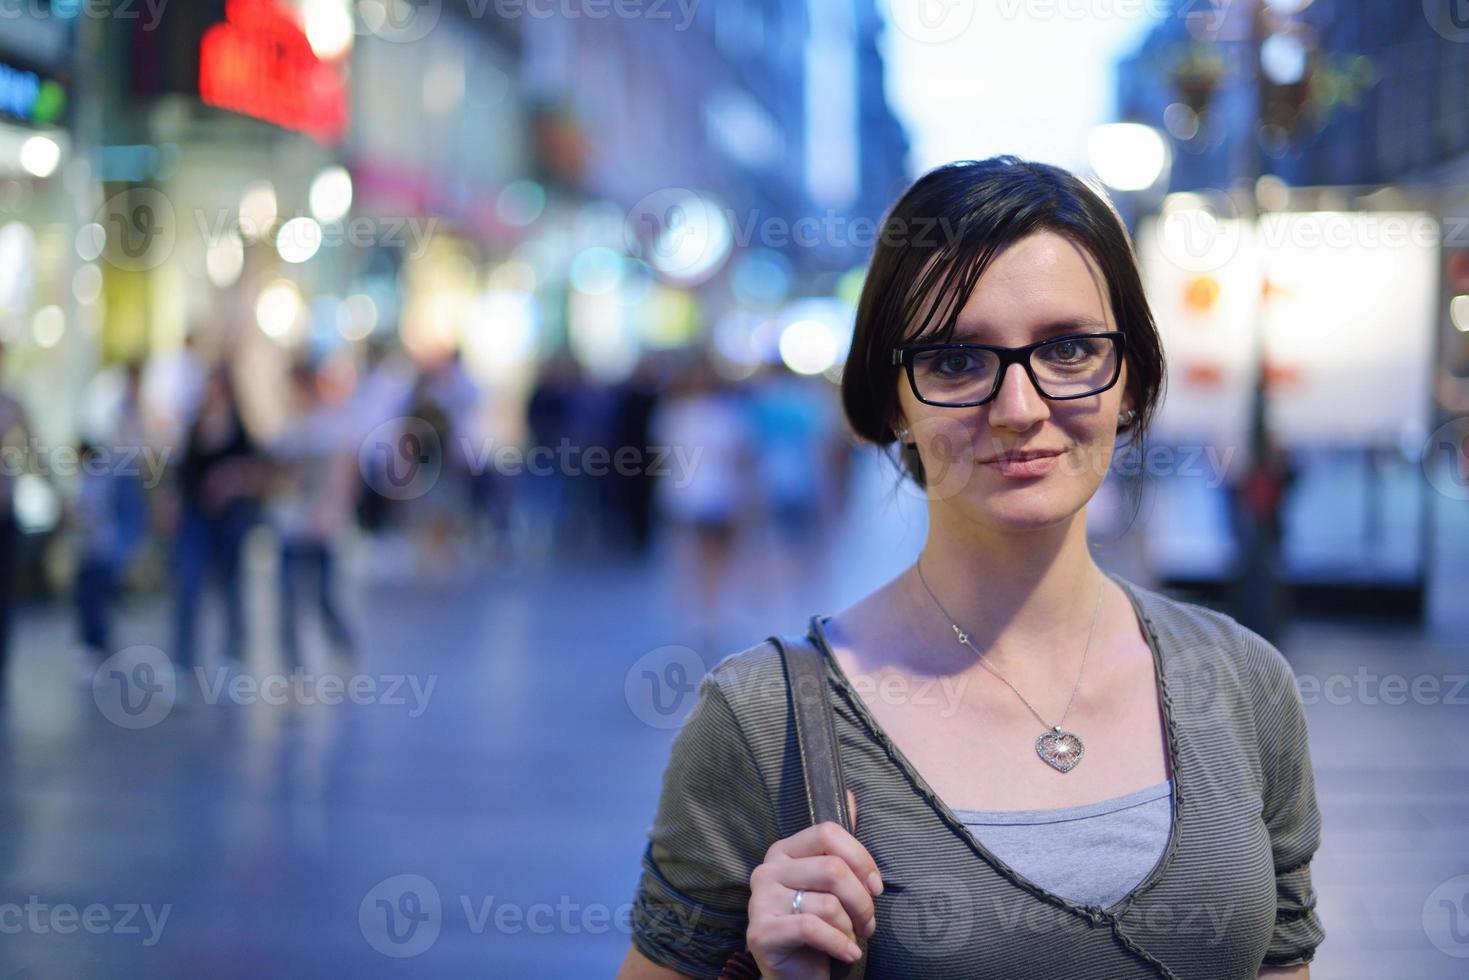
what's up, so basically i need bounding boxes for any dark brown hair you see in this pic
[841,155,1167,490]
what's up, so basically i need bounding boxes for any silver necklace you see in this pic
[913,557,1103,773]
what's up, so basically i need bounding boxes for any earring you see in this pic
[895,425,911,442]
[1118,409,1137,427]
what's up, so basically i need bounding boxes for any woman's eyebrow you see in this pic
[950,315,1109,342]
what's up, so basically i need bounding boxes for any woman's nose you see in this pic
[986,363,1049,432]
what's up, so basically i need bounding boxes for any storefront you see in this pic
[1137,186,1443,617]
[99,0,357,440]
[0,16,81,571]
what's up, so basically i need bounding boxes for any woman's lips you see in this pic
[980,451,1062,478]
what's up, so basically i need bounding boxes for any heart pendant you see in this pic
[1036,726,1085,773]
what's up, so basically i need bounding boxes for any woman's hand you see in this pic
[745,791,882,979]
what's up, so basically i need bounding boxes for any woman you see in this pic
[269,361,358,671]
[618,157,1324,979]
[649,354,756,647]
[171,366,265,684]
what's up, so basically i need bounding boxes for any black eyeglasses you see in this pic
[892,331,1126,408]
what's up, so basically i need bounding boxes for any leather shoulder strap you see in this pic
[725,619,867,980]
[770,620,853,833]
[778,616,868,978]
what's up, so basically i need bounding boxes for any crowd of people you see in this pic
[0,335,860,699]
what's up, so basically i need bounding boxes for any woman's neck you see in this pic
[902,509,1107,679]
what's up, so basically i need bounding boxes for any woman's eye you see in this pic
[1046,340,1092,363]
[937,353,974,374]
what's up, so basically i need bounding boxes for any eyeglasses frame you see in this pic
[891,330,1128,408]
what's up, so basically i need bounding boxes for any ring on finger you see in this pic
[790,889,805,915]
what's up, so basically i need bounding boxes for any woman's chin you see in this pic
[961,491,1082,533]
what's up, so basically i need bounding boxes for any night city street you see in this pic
[2,1,1469,977]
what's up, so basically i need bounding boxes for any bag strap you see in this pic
[774,619,854,832]
[771,616,868,979]
[718,618,869,980]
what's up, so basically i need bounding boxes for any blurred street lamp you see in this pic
[239,181,278,241]
[256,279,305,340]
[1450,295,1469,333]
[31,305,64,348]
[205,232,246,288]
[276,217,324,264]
[1087,123,1170,193]
[303,0,355,60]
[778,319,840,376]
[19,135,61,178]
[309,166,354,223]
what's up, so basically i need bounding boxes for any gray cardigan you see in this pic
[630,572,1325,978]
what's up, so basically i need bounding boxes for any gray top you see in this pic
[630,573,1325,978]
[953,778,1174,911]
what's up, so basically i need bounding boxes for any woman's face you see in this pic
[894,230,1133,533]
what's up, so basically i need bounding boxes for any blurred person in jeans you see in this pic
[68,440,148,683]
[649,355,753,645]
[748,363,839,540]
[607,355,663,557]
[525,352,583,559]
[0,341,34,703]
[746,363,840,621]
[350,337,415,536]
[269,362,357,672]
[171,366,265,687]
[418,350,484,575]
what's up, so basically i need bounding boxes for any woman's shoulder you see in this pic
[701,635,796,735]
[1117,574,1303,713]
[706,634,785,686]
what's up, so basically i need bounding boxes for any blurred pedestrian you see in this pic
[0,340,32,703]
[749,364,839,536]
[648,355,753,644]
[607,354,662,557]
[142,330,208,450]
[67,440,148,683]
[400,364,468,579]
[745,363,841,620]
[424,350,485,572]
[268,362,358,672]
[351,336,415,536]
[525,352,583,559]
[171,366,265,687]
[1229,434,1297,643]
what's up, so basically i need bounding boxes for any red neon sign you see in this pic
[199,0,348,144]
